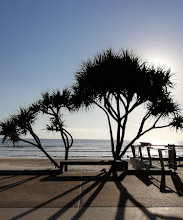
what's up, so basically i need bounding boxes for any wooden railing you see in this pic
[130,143,183,171]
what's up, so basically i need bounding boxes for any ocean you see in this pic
[0,138,183,159]
[0,139,115,159]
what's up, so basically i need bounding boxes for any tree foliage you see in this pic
[0,89,73,170]
[72,49,183,160]
[0,106,59,168]
[38,89,73,171]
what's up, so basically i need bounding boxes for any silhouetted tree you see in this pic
[38,89,73,171]
[72,49,183,160]
[0,106,60,168]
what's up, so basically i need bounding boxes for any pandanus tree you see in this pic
[72,49,183,160]
[0,106,60,168]
[38,89,73,171]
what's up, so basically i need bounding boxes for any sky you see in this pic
[1,0,183,144]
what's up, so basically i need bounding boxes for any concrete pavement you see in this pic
[0,207,183,220]
[0,167,183,219]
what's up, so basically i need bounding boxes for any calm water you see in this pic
[0,139,116,159]
[0,138,183,159]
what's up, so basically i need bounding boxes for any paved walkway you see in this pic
[0,167,183,219]
[0,207,183,220]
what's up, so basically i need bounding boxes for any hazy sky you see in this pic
[1,0,183,144]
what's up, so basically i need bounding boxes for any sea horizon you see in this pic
[0,138,183,159]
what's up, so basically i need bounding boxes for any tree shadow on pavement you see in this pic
[0,175,16,181]
[134,174,174,193]
[114,172,183,220]
[10,171,183,220]
[171,172,183,196]
[0,175,40,192]
[10,172,108,220]
[148,174,183,195]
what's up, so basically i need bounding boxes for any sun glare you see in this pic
[147,55,171,69]
[138,139,170,146]
[150,140,172,146]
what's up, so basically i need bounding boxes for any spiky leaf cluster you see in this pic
[73,49,179,122]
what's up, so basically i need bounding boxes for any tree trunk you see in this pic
[64,148,69,171]
[115,126,122,161]
[114,143,123,160]
[28,128,60,168]
[40,145,60,168]
[20,137,60,168]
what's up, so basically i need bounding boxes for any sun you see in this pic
[147,54,171,69]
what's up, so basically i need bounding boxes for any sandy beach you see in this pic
[0,158,114,172]
[0,158,183,219]
[0,158,60,170]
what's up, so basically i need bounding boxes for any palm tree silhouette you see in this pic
[0,106,59,168]
[38,89,73,171]
[72,49,183,160]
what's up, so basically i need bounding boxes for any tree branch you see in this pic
[18,137,38,147]
[118,93,127,109]
[63,128,73,149]
[26,127,59,168]
[104,97,118,121]
[119,114,170,158]
[94,101,115,158]
[118,101,130,153]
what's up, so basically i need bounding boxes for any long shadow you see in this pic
[10,171,183,220]
[46,172,112,220]
[0,175,40,192]
[41,173,117,182]
[119,171,176,194]
[135,174,172,193]
[114,173,183,220]
[135,174,153,186]
[10,172,106,220]
[72,181,107,220]
[150,176,179,194]
[0,175,16,181]
[0,169,60,175]
[171,173,183,196]
[114,172,142,219]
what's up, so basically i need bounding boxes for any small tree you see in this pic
[38,89,73,171]
[0,106,60,168]
[72,49,183,160]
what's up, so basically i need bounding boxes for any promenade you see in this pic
[0,159,183,219]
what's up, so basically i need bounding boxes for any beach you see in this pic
[0,158,114,172]
[0,158,60,170]
[0,158,183,219]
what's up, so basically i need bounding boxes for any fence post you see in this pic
[147,147,152,166]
